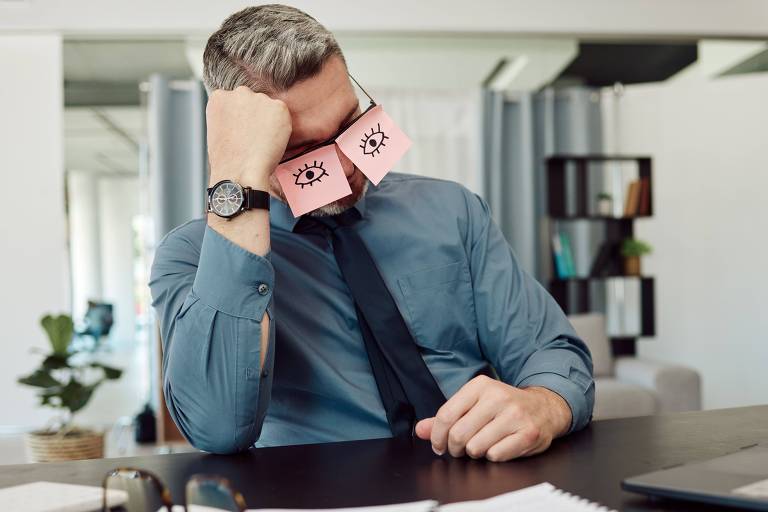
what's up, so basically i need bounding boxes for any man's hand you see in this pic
[205,86,292,257]
[206,85,292,190]
[414,376,572,462]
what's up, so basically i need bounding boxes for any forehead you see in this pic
[273,56,357,141]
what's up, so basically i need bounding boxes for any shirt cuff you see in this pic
[515,359,594,434]
[192,224,275,321]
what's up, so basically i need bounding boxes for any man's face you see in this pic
[269,55,367,216]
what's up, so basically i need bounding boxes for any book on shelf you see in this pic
[637,177,651,216]
[559,232,576,277]
[623,180,641,216]
[589,241,617,277]
[551,233,569,279]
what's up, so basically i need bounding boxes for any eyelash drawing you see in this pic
[293,161,329,189]
[360,123,390,157]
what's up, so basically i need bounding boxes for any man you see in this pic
[149,4,594,462]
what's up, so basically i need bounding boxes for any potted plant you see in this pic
[596,192,613,216]
[621,238,653,276]
[18,313,122,462]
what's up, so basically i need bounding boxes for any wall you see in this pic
[65,171,148,427]
[2,0,768,38]
[0,34,69,430]
[68,171,102,322]
[603,64,768,409]
[97,176,139,348]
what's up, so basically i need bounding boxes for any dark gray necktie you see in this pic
[294,208,446,437]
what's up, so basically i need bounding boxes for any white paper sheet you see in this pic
[0,481,126,512]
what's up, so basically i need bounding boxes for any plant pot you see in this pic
[24,428,104,462]
[624,256,641,276]
[597,198,613,216]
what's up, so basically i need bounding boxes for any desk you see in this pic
[1,406,766,511]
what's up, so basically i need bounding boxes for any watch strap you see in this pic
[245,188,270,211]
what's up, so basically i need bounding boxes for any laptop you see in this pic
[622,443,768,510]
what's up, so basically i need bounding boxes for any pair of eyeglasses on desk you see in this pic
[102,467,247,512]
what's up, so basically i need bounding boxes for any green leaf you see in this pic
[621,238,653,257]
[18,369,62,389]
[59,379,98,414]
[91,363,122,380]
[39,390,63,409]
[42,354,70,370]
[40,314,74,355]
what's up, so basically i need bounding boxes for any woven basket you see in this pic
[25,428,104,462]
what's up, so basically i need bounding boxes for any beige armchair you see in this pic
[568,313,701,420]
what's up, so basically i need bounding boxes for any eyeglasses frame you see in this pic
[277,73,377,165]
[102,466,247,512]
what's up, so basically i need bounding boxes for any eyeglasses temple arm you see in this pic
[348,73,377,106]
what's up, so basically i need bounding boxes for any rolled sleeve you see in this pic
[515,351,595,433]
[193,225,275,321]
[149,219,276,454]
[464,190,595,435]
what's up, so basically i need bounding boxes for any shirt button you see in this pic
[257,283,270,296]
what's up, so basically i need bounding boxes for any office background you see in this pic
[1,0,767,460]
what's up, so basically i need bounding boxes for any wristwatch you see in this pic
[206,179,270,219]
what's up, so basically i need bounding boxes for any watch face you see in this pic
[210,181,244,217]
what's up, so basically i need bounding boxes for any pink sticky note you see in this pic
[275,144,353,217]
[336,105,411,185]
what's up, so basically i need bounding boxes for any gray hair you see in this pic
[202,4,345,96]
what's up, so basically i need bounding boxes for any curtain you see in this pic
[147,74,208,241]
[367,88,484,196]
[482,86,604,280]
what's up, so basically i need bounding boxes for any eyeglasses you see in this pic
[278,73,377,165]
[102,467,247,512]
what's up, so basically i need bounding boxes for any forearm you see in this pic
[207,171,271,257]
[522,386,573,438]
[152,85,289,452]
[163,295,274,454]
[206,163,273,365]
[150,224,276,453]
[464,191,594,434]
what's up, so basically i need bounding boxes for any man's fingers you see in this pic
[430,376,489,454]
[415,417,434,440]
[484,425,546,462]
[462,415,516,460]
[484,432,533,462]
[446,399,498,458]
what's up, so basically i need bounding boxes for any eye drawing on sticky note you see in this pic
[293,160,329,189]
[360,123,390,157]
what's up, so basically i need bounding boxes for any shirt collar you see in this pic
[269,185,370,233]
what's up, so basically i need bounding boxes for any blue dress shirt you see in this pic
[149,173,594,454]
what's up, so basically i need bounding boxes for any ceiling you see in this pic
[61,36,578,175]
[63,37,764,176]
[557,42,699,87]
[65,106,143,175]
[63,40,193,176]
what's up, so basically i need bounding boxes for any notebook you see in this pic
[0,480,612,512]
[0,481,127,512]
[165,482,614,512]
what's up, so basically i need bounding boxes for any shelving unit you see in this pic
[545,155,656,356]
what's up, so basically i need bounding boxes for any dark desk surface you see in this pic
[1,406,766,511]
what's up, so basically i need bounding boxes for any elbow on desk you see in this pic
[163,381,256,455]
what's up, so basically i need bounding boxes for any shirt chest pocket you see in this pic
[396,260,478,351]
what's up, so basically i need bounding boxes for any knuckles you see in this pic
[447,427,468,447]
[485,447,504,462]
[522,424,541,445]
[434,406,458,426]
[465,441,485,459]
